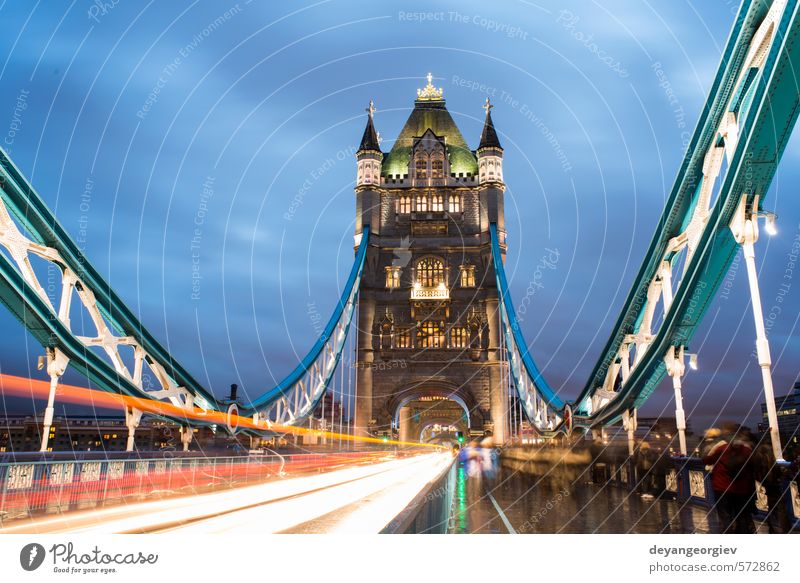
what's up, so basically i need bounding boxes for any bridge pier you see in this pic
[180,426,193,451]
[39,348,69,452]
[731,195,785,462]
[622,408,637,456]
[398,406,412,443]
[486,297,507,445]
[664,346,688,456]
[355,297,374,440]
[124,406,142,452]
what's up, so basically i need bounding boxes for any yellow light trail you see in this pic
[0,373,444,450]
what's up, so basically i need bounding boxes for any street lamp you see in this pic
[759,210,778,236]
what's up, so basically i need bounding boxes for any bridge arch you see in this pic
[389,380,476,429]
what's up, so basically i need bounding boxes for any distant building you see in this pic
[758,381,800,447]
[604,416,694,454]
[0,413,243,453]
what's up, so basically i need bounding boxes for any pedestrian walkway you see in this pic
[449,462,746,534]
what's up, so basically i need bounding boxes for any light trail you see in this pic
[0,453,453,534]
[0,373,443,449]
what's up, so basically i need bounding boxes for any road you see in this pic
[0,453,453,534]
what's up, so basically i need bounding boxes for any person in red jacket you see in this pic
[702,423,756,534]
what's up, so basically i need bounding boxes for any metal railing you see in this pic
[0,451,391,526]
[599,455,800,531]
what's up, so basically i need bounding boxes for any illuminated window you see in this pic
[431,193,444,212]
[460,265,475,287]
[397,195,411,214]
[450,326,469,348]
[418,321,445,348]
[449,194,462,213]
[416,257,445,287]
[415,158,427,179]
[385,266,401,289]
[416,194,428,213]
[103,434,110,439]
[395,328,413,349]
[431,158,444,178]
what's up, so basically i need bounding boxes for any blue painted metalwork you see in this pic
[0,146,369,428]
[489,0,800,432]
[490,224,564,419]
[239,227,368,416]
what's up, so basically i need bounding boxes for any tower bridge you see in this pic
[1,0,800,534]
[354,76,508,445]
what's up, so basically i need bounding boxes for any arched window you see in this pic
[416,193,428,213]
[460,265,475,287]
[394,328,413,349]
[448,194,461,213]
[450,326,469,349]
[415,157,427,179]
[385,266,401,289]
[397,195,411,214]
[416,257,444,287]
[431,193,444,212]
[418,321,445,348]
[431,158,444,178]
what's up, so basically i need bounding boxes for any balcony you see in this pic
[410,282,449,301]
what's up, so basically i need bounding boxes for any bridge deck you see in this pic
[449,462,764,534]
[0,453,452,534]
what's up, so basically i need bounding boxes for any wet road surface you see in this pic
[449,461,727,534]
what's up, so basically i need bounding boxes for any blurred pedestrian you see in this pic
[751,434,789,534]
[637,442,657,499]
[703,423,756,533]
[464,440,481,478]
[480,436,497,481]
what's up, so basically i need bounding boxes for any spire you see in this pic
[478,97,502,150]
[358,99,381,153]
[416,72,444,101]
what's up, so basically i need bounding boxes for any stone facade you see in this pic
[353,79,508,443]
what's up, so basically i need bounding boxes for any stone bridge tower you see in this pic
[353,74,508,444]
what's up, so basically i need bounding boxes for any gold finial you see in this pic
[483,97,493,114]
[366,99,376,118]
[417,72,444,100]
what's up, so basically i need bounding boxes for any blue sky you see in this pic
[0,0,798,430]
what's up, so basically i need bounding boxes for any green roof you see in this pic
[381,98,478,177]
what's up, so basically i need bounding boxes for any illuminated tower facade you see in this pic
[354,75,508,444]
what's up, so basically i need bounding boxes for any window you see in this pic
[395,328,413,349]
[460,265,475,287]
[416,194,428,213]
[416,257,445,287]
[431,193,444,212]
[418,321,445,348]
[450,326,469,348]
[385,266,401,289]
[397,195,411,214]
[449,194,462,213]
[415,158,427,179]
[431,158,444,178]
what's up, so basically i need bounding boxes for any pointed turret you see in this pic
[477,98,503,185]
[478,99,502,150]
[356,100,383,188]
[358,100,381,154]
